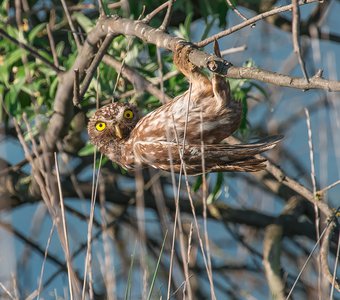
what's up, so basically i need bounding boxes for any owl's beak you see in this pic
[114,124,123,139]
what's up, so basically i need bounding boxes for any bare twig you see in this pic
[79,33,115,102]
[60,0,81,49]
[159,0,174,31]
[82,154,103,299]
[46,24,59,68]
[226,0,250,22]
[36,221,55,300]
[142,1,170,23]
[305,108,321,297]
[0,281,14,300]
[102,55,172,102]
[319,179,340,194]
[285,214,337,299]
[196,0,319,48]
[14,0,22,29]
[220,45,247,56]
[0,29,62,73]
[97,0,105,16]
[73,69,80,107]
[220,65,340,91]
[263,225,285,300]
[330,229,340,299]
[148,70,179,84]
[305,108,318,196]
[156,47,166,104]
[292,0,309,82]
[55,153,74,300]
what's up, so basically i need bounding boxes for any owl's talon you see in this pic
[174,43,197,76]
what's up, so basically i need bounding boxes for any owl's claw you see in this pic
[173,43,197,76]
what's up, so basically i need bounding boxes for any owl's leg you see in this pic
[173,43,211,89]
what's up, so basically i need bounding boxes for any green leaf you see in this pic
[101,0,110,16]
[124,242,137,300]
[28,23,46,42]
[5,48,23,68]
[207,172,224,204]
[78,143,95,156]
[49,77,59,98]
[0,84,4,122]
[147,231,168,300]
[250,82,269,100]
[0,65,9,86]
[200,18,215,41]
[193,175,203,192]
[74,12,95,32]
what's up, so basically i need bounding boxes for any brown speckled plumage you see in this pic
[88,43,281,174]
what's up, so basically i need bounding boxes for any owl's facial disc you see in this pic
[88,102,139,149]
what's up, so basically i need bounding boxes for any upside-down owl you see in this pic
[88,43,281,175]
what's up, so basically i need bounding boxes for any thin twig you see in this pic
[142,1,170,23]
[55,153,74,300]
[156,47,166,104]
[14,0,22,29]
[60,0,81,49]
[99,178,116,300]
[292,0,309,82]
[46,23,59,68]
[220,45,247,56]
[81,154,103,299]
[0,282,14,300]
[196,0,319,47]
[225,0,250,22]
[97,0,105,16]
[111,36,134,96]
[319,179,340,194]
[285,215,336,299]
[0,28,62,73]
[305,108,318,196]
[79,34,115,102]
[148,70,179,84]
[159,0,174,31]
[200,109,215,300]
[73,69,80,107]
[330,229,340,299]
[305,108,321,298]
[102,55,172,103]
[36,221,56,300]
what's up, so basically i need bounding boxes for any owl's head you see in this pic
[88,102,140,151]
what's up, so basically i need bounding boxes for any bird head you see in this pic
[87,102,140,152]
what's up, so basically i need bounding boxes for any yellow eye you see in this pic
[95,121,106,131]
[123,109,134,119]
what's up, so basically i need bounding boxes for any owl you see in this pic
[88,43,281,175]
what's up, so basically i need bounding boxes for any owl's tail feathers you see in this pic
[187,135,283,173]
[203,135,282,157]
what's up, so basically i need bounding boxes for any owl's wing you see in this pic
[133,135,282,174]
